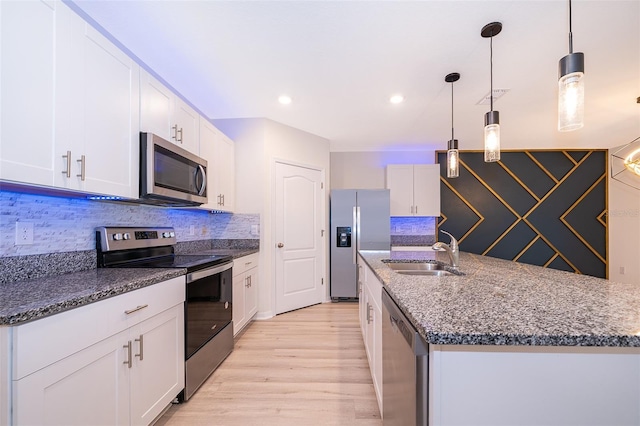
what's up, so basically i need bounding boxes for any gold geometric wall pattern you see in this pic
[436,150,607,278]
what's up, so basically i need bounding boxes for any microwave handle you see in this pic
[196,165,207,196]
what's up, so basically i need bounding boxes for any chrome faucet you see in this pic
[432,230,459,269]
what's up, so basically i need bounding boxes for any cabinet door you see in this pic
[357,261,366,336]
[199,119,218,210]
[386,165,414,216]
[370,281,383,410]
[0,0,56,186]
[215,130,235,211]
[232,272,247,336]
[245,267,259,320]
[13,330,130,426]
[129,305,185,426]
[140,69,173,142]
[413,164,441,217]
[55,5,139,198]
[174,97,199,155]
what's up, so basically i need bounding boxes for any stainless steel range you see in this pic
[96,226,234,401]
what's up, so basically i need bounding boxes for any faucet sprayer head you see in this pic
[439,230,458,251]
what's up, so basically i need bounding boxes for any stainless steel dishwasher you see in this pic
[382,288,429,426]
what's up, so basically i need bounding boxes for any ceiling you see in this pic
[72,0,639,152]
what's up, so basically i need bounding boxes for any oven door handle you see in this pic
[186,261,233,284]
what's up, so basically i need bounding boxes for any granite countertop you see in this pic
[359,250,640,347]
[0,268,185,326]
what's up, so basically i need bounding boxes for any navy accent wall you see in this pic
[436,150,607,278]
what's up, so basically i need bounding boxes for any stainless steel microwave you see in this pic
[140,132,207,206]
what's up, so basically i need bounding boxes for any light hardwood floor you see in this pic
[155,302,382,426]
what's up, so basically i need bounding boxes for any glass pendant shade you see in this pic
[447,139,459,178]
[623,148,640,176]
[558,53,585,131]
[484,111,500,162]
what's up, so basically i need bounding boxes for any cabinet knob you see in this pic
[277,243,284,248]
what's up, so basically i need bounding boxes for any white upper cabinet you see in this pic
[55,4,140,198]
[386,164,440,216]
[173,97,200,155]
[0,0,56,186]
[1,1,139,199]
[199,119,235,212]
[140,69,199,155]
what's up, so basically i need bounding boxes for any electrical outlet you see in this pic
[251,224,259,236]
[620,266,625,275]
[15,222,34,245]
[411,226,417,233]
[189,225,195,236]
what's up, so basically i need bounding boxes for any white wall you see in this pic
[214,118,331,319]
[608,167,640,284]
[330,150,436,189]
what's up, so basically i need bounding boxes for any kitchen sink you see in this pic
[384,261,457,276]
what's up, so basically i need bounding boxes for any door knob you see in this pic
[277,243,284,248]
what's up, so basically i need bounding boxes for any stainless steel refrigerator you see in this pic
[330,189,390,299]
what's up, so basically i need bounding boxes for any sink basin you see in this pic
[385,262,456,276]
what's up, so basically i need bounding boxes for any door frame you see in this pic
[271,158,328,315]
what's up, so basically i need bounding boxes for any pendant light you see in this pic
[481,22,502,163]
[558,0,585,131]
[445,72,460,178]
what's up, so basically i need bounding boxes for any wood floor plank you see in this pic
[154,302,382,426]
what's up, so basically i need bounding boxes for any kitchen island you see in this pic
[359,250,640,426]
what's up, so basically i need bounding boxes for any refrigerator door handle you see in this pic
[356,206,361,262]
[352,206,357,264]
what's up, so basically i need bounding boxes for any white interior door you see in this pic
[275,162,324,314]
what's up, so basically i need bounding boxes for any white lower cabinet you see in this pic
[357,255,383,415]
[11,277,185,426]
[232,253,259,335]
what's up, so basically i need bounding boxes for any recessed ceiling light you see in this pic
[278,95,292,105]
[390,94,404,104]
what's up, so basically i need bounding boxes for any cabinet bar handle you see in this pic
[172,124,178,140]
[221,194,225,206]
[62,151,71,177]
[123,341,132,368]
[124,304,148,315]
[177,127,183,143]
[135,334,144,361]
[77,155,86,181]
[366,303,373,324]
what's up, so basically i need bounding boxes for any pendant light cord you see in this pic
[451,82,454,141]
[490,34,494,112]
[568,0,574,53]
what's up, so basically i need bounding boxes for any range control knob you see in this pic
[169,231,175,237]
[123,233,131,240]
[113,233,123,241]
[162,232,171,238]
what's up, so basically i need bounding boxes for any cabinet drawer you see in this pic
[12,276,185,379]
[233,253,259,277]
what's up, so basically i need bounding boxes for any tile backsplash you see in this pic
[0,190,259,257]
[390,216,437,246]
